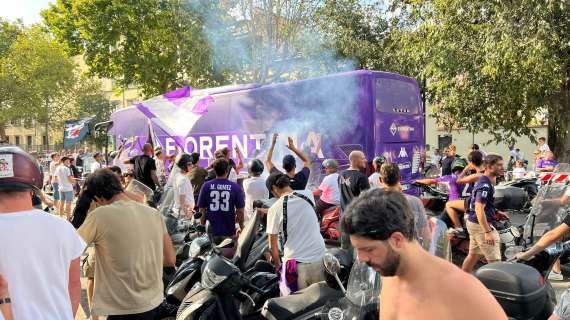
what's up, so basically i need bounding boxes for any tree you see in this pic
[0,26,76,145]
[314,0,387,70]
[42,0,220,97]
[383,0,570,159]
[75,79,115,148]
[0,18,24,141]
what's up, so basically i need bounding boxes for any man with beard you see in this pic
[342,189,506,320]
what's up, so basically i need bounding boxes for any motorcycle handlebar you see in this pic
[246,282,265,295]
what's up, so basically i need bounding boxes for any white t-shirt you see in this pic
[368,172,382,188]
[0,210,86,320]
[266,190,326,263]
[243,176,269,222]
[173,173,195,214]
[318,173,340,205]
[229,168,238,183]
[55,165,74,192]
[513,167,526,179]
[49,161,59,183]
[90,161,103,173]
[539,144,550,153]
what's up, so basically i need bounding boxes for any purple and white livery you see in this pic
[110,70,425,190]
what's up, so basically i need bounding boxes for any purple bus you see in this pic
[110,70,425,189]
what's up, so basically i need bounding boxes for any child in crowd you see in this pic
[512,160,527,179]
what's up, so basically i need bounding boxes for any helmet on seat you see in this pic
[451,158,467,173]
[248,159,264,176]
[0,146,43,191]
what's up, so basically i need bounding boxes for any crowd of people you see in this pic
[0,133,565,320]
[429,137,559,180]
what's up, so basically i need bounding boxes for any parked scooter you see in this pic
[261,251,378,320]
[476,241,570,320]
[159,207,272,319]
[175,255,279,320]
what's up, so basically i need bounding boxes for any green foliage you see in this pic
[42,0,220,97]
[0,25,77,143]
[383,0,569,151]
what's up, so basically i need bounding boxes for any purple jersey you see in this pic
[537,159,558,169]
[198,178,245,237]
[436,174,463,201]
[467,175,496,224]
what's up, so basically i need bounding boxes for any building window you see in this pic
[42,136,48,146]
[5,136,10,144]
[27,135,33,146]
[15,136,20,145]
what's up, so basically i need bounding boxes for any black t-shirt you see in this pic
[267,167,311,198]
[270,167,310,190]
[70,164,80,178]
[339,169,370,211]
[441,155,461,176]
[75,155,84,168]
[128,155,157,190]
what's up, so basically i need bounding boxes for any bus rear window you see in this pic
[375,78,421,114]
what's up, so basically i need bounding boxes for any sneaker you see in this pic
[548,271,564,281]
[447,227,465,235]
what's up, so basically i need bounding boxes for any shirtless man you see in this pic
[341,188,506,320]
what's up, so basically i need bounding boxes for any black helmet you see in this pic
[451,158,467,173]
[176,153,193,171]
[373,155,386,166]
[248,159,264,175]
[0,146,43,191]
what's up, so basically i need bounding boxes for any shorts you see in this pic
[60,191,73,202]
[52,183,60,200]
[466,220,501,261]
[83,247,96,279]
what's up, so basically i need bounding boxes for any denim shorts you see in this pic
[52,183,60,200]
[60,191,73,202]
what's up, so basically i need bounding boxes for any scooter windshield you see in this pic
[522,169,570,245]
[125,179,154,202]
[157,185,174,215]
[429,217,452,261]
[320,261,381,320]
[345,260,381,307]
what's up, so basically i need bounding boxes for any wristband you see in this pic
[0,297,11,304]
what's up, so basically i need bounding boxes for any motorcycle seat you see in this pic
[261,282,344,320]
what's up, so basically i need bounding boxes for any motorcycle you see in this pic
[261,251,377,320]
[414,183,522,266]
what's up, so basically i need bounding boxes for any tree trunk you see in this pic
[548,83,570,162]
[0,122,6,143]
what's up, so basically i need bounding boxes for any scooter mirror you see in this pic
[323,253,341,276]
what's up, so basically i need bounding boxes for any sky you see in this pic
[1,0,52,25]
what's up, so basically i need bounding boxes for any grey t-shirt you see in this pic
[404,194,429,242]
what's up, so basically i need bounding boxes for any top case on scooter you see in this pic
[494,186,528,211]
[475,262,547,319]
